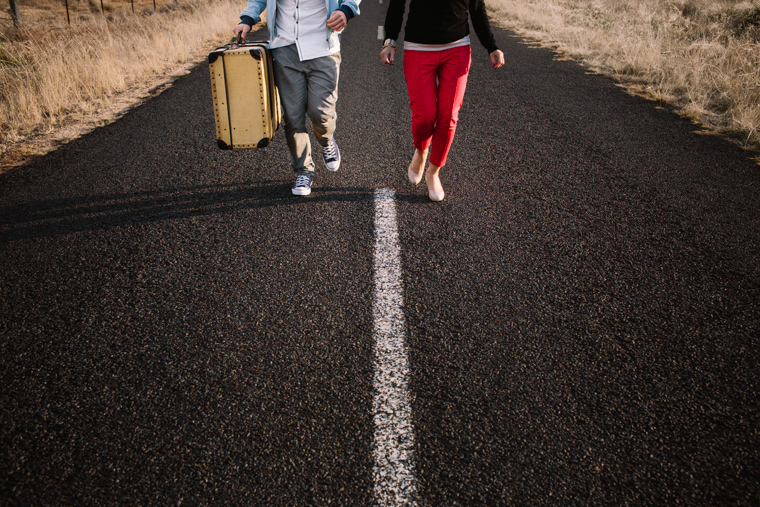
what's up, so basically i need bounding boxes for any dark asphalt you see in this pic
[2,0,759,504]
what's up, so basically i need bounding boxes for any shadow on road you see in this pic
[0,182,375,242]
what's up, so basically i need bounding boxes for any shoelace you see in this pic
[323,141,338,162]
[294,174,312,187]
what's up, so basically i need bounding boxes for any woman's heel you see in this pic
[408,149,427,186]
[426,166,445,201]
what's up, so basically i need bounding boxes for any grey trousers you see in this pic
[271,45,341,174]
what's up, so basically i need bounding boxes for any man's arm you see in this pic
[239,0,267,26]
[337,0,360,20]
[328,0,359,32]
[234,0,266,42]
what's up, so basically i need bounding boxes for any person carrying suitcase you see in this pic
[234,0,361,196]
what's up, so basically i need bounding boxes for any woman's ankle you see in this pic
[426,165,443,189]
[410,149,428,173]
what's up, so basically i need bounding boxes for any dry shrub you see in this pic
[0,0,244,164]
[487,0,760,151]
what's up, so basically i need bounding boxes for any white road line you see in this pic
[372,188,418,507]
[377,25,385,40]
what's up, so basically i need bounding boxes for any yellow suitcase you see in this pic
[208,41,281,149]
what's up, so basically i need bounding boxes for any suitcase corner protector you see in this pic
[217,139,230,150]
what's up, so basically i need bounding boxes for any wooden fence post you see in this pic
[9,0,21,27]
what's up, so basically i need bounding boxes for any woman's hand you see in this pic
[233,23,250,43]
[381,46,396,65]
[490,49,505,69]
[327,10,347,32]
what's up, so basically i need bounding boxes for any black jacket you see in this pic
[384,0,499,53]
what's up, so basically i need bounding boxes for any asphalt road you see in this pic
[2,0,760,505]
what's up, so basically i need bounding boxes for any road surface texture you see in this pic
[2,1,759,505]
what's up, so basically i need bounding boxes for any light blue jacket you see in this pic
[240,0,361,51]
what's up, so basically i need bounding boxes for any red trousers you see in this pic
[403,45,472,168]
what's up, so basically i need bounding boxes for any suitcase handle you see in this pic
[225,36,269,50]
[208,39,272,63]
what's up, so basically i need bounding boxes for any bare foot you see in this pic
[408,148,428,185]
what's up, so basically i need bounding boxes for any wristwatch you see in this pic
[382,38,396,49]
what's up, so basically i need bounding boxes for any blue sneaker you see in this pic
[322,137,341,172]
[292,172,314,196]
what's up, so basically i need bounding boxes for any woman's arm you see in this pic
[381,0,405,65]
[468,0,503,68]
[383,0,407,42]
[468,0,498,54]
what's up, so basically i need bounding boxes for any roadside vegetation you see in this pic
[0,0,244,169]
[1,0,758,170]
[488,0,760,153]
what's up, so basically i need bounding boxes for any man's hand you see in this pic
[233,23,250,43]
[490,49,505,69]
[380,46,395,65]
[327,10,347,32]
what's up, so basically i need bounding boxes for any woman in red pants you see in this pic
[381,0,504,201]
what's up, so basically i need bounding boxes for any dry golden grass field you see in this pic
[1,0,759,170]
[489,0,760,155]
[0,0,246,170]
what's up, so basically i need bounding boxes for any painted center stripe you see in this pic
[372,188,418,506]
[377,25,385,40]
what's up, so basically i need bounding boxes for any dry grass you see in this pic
[0,0,246,169]
[487,0,760,152]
